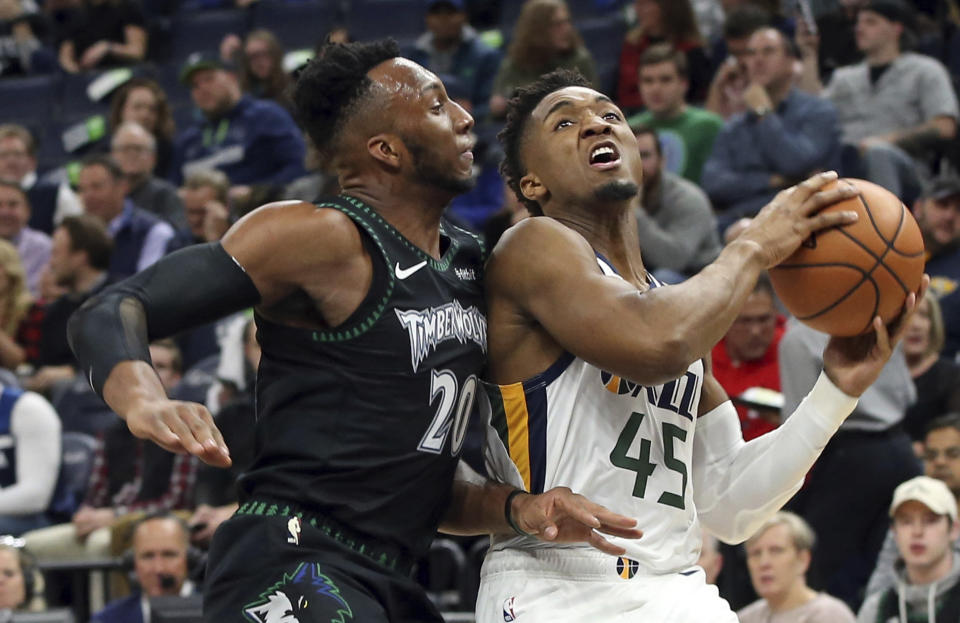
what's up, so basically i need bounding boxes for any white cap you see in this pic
[890,476,958,521]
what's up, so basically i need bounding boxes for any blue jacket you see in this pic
[701,89,841,220]
[91,594,142,623]
[407,26,501,119]
[171,95,306,186]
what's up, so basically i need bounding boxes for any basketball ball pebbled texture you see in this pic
[769,178,925,336]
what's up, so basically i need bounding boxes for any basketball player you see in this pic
[67,43,638,623]
[474,69,927,622]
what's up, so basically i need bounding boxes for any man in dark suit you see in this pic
[91,513,195,623]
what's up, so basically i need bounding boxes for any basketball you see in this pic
[768,178,925,337]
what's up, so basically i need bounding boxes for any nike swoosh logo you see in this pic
[395,260,428,280]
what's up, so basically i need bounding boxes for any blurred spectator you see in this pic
[236,29,293,112]
[0,0,54,76]
[780,319,920,609]
[149,339,182,395]
[0,385,59,536]
[0,542,38,613]
[23,419,198,581]
[481,182,529,250]
[711,272,786,441]
[795,0,865,90]
[698,532,723,585]
[77,155,174,281]
[628,44,723,183]
[407,0,500,119]
[91,513,196,623]
[915,175,960,359]
[902,292,960,444]
[617,0,710,112]
[0,179,49,298]
[166,169,230,253]
[111,122,186,229]
[740,512,856,623]
[702,27,840,231]
[816,0,957,200]
[57,0,146,73]
[0,124,81,236]
[633,126,719,280]
[0,239,30,370]
[25,215,112,394]
[867,414,960,597]
[107,78,177,179]
[172,52,306,189]
[858,476,960,622]
[705,5,770,120]
[489,0,596,118]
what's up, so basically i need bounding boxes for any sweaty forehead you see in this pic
[366,57,438,100]
[532,86,609,122]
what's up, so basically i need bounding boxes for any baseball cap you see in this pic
[862,0,916,30]
[889,476,958,521]
[426,0,465,12]
[179,52,232,85]
[922,174,960,202]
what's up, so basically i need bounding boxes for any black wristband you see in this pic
[504,489,533,537]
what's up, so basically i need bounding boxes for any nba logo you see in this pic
[616,557,639,579]
[503,596,517,621]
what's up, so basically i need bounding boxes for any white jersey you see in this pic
[482,256,704,576]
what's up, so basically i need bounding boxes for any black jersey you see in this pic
[239,195,487,562]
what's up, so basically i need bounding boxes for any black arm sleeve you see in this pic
[68,243,262,397]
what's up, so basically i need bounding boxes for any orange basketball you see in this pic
[768,178,925,336]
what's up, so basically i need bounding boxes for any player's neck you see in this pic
[341,183,450,260]
[766,583,816,613]
[553,202,648,286]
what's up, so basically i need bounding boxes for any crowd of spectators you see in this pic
[0,0,960,620]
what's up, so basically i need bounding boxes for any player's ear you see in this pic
[367,134,402,170]
[519,173,547,204]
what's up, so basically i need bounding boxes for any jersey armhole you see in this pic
[309,199,396,343]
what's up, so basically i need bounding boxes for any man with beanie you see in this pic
[858,476,960,622]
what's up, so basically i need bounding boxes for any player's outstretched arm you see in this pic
[440,462,642,556]
[69,201,368,467]
[489,172,860,386]
[692,281,925,543]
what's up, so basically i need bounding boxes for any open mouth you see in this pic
[589,142,621,169]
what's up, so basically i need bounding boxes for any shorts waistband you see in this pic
[482,547,701,581]
[236,498,417,576]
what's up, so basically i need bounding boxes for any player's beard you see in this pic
[594,180,639,203]
[405,138,477,195]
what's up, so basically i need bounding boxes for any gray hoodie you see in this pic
[858,553,960,623]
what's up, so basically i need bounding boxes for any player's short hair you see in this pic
[499,68,592,216]
[293,39,400,165]
[638,43,688,79]
[925,412,960,439]
[746,511,816,553]
[58,215,113,271]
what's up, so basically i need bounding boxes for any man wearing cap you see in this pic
[813,0,957,201]
[857,475,960,623]
[407,0,500,119]
[170,52,306,189]
[914,175,960,358]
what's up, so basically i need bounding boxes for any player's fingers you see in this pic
[189,405,232,466]
[888,290,919,347]
[872,316,891,354]
[804,208,859,234]
[788,171,840,208]
[554,496,602,530]
[160,410,206,456]
[799,182,860,216]
[586,505,640,530]
[595,524,644,540]
[588,530,627,556]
